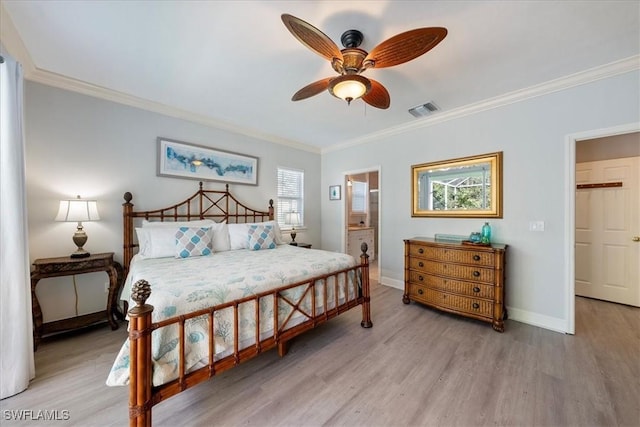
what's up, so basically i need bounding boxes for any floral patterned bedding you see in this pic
[106,245,360,386]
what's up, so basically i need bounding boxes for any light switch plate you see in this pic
[529,221,545,232]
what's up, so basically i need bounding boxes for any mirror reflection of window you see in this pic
[351,181,368,213]
[411,152,502,218]
[419,163,492,211]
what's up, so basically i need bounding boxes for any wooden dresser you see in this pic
[403,237,507,332]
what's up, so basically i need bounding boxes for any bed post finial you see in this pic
[268,199,274,220]
[124,192,133,203]
[226,183,229,192]
[131,280,151,307]
[199,181,203,191]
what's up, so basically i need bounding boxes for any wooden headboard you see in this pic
[122,182,274,272]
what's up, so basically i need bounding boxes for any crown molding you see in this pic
[323,55,640,154]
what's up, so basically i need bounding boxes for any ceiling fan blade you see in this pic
[292,77,333,101]
[362,79,390,109]
[282,14,343,63]
[364,27,447,69]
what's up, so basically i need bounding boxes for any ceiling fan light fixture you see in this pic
[328,75,371,105]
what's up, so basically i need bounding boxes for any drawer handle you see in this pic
[473,286,480,293]
[473,255,481,261]
[472,303,480,309]
[418,261,424,267]
[418,275,424,281]
[418,289,424,295]
[418,248,424,254]
[473,271,480,277]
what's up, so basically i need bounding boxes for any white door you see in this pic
[575,156,640,306]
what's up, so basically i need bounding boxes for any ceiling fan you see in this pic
[281,13,447,109]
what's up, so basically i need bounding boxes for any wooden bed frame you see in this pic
[122,183,372,426]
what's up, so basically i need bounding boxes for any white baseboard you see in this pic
[506,307,569,334]
[380,276,403,290]
[379,276,569,334]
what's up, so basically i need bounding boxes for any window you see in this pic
[351,181,368,213]
[277,167,304,228]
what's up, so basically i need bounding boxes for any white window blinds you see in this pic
[351,181,368,213]
[277,167,304,227]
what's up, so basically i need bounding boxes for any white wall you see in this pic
[321,70,640,332]
[24,82,321,322]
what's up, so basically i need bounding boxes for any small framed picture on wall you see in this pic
[329,185,341,200]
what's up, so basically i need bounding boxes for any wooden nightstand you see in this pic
[30,252,123,349]
[290,242,312,249]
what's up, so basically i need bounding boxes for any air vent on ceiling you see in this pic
[408,101,440,118]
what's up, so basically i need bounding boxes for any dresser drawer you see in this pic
[409,258,495,283]
[408,244,495,267]
[409,271,495,299]
[409,284,493,318]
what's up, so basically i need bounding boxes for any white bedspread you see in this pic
[106,245,360,386]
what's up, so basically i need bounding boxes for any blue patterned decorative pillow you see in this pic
[175,227,213,258]
[247,224,276,250]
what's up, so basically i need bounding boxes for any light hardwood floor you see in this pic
[2,280,638,426]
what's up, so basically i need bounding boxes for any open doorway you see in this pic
[343,167,380,283]
[575,134,639,306]
[565,123,639,334]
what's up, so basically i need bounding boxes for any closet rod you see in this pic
[576,182,622,189]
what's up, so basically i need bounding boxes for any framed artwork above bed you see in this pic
[157,137,258,185]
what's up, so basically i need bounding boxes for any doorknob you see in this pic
[633,236,640,242]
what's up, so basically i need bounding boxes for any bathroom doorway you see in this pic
[344,167,380,282]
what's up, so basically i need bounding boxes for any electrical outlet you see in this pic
[529,221,545,232]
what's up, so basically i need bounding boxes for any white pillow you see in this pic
[139,219,231,252]
[135,227,179,259]
[210,222,230,252]
[228,223,250,250]
[228,220,284,250]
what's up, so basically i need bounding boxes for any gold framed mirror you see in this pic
[412,152,503,218]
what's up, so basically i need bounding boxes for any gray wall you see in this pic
[25,82,321,322]
[321,70,640,332]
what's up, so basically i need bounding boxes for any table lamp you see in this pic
[55,195,100,258]
[284,212,301,245]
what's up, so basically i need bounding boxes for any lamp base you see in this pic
[71,227,90,258]
[70,249,91,259]
[290,231,297,244]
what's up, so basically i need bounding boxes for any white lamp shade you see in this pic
[55,198,100,222]
[284,212,300,226]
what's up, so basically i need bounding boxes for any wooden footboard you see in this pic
[127,244,371,426]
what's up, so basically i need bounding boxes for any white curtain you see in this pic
[0,52,35,399]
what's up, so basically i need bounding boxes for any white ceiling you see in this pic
[2,1,639,151]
